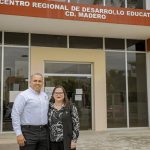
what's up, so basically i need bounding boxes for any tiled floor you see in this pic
[1,129,150,150]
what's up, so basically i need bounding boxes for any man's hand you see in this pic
[17,135,26,146]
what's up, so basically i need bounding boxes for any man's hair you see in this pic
[30,73,43,80]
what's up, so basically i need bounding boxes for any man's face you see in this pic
[30,75,43,93]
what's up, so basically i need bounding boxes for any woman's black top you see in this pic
[48,102,80,144]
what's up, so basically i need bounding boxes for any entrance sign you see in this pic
[76,89,83,95]
[0,0,150,26]
[75,94,82,101]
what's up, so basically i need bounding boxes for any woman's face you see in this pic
[53,87,65,103]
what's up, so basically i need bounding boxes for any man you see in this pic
[11,73,49,150]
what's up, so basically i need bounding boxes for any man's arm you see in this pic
[11,94,26,145]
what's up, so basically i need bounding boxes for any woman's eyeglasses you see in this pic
[54,92,64,95]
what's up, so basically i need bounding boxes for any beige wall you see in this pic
[31,47,107,131]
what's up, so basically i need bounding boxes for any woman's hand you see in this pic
[71,140,76,149]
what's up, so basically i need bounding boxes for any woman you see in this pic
[48,85,80,150]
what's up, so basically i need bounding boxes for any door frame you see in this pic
[43,61,94,130]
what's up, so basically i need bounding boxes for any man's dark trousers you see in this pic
[20,125,49,150]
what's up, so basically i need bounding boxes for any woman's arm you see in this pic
[71,104,80,148]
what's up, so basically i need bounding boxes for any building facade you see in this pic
[0,0,150,133]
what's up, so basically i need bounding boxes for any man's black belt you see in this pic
[21,125,47,129]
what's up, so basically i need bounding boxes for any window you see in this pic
[105,0,125,7]
[4,32,28,45]
[127,39,145,52]
[69,36,103,49]
[106,49,148,128]
[3,47,28,131]
[31,34,67,48]
[106,52,127,128]
[127,0,145,9]
[70,0,93,5]
[55,0,146,9]
[45,62,91,74]
[105,38,125,50]
[127,53,148,127]
[93,0,103,5]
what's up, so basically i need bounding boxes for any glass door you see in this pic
[44,62,92,130]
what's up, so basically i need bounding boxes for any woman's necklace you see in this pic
[54,103,64,110]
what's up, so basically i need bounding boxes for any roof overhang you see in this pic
[0,14,150,40]
[0,15,150,39]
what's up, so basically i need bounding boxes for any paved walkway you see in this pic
[1,129,150,150]
[77,129,150,150]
